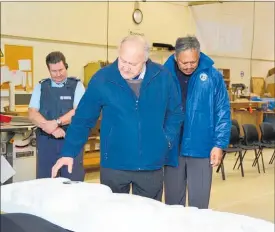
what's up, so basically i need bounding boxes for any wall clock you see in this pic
[132,9,143,25]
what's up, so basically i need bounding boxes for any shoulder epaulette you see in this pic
[39,78,51,84]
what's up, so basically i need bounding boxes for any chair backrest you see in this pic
[232,119,240,135]
[242,124,259,145]
[229,125,240,146]
[260,122,275,142]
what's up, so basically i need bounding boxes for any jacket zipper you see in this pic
[104,127,113,160]
[108,71,160,169]
[136,71,160,170]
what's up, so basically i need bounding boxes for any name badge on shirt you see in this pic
[60,96,72,100]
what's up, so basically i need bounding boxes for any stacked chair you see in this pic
[259,122,275,165]
[234,124,263,173]
[217,119,275,180]
[216,124,244,180]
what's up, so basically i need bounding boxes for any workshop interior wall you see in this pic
[191,1,274,89]
[1,2,191,84]
[1,2,274,110]
[0,1,192,110]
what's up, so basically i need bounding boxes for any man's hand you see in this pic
[51,157,74,178]
[210,147,223,167]
[41,120,58,134]
[52,127,66,138]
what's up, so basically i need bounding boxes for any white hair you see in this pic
[118,35,150,61]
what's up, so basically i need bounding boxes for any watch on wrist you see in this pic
[56,118,62,126]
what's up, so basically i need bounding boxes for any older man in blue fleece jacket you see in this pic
[51,35,184,201]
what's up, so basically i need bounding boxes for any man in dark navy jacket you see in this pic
[51,35,184,201]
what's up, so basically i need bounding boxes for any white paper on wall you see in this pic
[218,24,243,53]
[9,81,15,111]
[27,72,32,87]
[196,21,243,55]
[22,72,27,87]
[196,21,220,53]
[12,70,25,86]
[18,59,31,71]
[0,66,11,84]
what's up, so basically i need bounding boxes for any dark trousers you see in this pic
[1,213,72,232]
[164,156,212,209]
[100,167,163,201]
[36,134,85,181]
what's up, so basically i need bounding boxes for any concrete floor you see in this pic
[85,149,275,223]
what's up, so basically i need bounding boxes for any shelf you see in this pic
[218,68,230,90]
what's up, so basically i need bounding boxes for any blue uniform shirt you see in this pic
[29,78,85,110]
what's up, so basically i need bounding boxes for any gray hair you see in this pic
[118,35,150,61]
[175,35,201,57]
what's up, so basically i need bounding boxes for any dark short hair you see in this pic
[45,51,68,69]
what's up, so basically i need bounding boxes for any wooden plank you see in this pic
[83,151,100,168]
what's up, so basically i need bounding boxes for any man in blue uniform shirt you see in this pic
[164,36,231,208]
[51,35,184,201]
[28,51,85,181]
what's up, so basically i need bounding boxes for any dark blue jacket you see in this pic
[39,77,79,133]
[164,53,231,159]
[61,59,184,170]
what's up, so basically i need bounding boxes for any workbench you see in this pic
[0,121,36,184]
[264,111,275,126]
[230,100,266,136]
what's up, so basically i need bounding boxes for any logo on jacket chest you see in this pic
[60,96,72,100]
[199,73,208,82]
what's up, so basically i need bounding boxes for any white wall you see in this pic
[0,1,192,110]
[1,2,192,84]
[190,1,274,88]
[1,1,274,110]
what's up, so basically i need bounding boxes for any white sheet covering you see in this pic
[1,178,274,232]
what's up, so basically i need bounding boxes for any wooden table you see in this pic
[3,105,29,117]
[230,101,265,137]
[83,151,100,170]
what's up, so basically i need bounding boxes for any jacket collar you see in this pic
[107,58,161,89]
[165,52,214,77]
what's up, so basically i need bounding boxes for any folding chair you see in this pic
[233,124,262,173]
[216,125,244,180]
[232,119,244,144]
[258,122,275,165]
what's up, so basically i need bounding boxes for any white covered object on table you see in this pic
[1,178,274,232]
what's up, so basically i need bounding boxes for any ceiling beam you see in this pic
[188,1,223,6]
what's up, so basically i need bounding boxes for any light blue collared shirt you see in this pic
[138,65,146,80]
[29,78,85,110]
